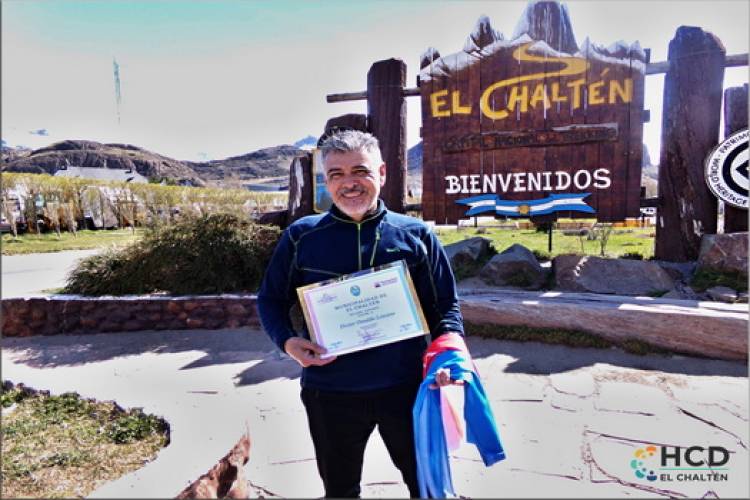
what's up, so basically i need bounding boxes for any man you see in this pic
[257,130,463,498]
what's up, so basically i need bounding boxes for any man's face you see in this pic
[323,149,386,221]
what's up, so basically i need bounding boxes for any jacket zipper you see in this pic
[357,223,362,270]
[330,208,382,272]
[369,229,380,267]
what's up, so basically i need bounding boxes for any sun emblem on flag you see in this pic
[518,204,530,215]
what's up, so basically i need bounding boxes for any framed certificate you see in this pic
[296,260,429,358]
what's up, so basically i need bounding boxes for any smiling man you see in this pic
[257,129,463,498]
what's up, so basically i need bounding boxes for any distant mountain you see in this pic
[2,139,311,189]
[2,140,205,186]
[407,142,422,173]
[186,145,306,188]
[294,135,318,149]
[642,143,658,197]
[1,143,32,164]
[406,142,423,198]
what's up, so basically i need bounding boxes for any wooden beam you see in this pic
[327,53,748,103]
[327,86,420,103]
[640,197,660,208]
[646,52,747,74]
[326,90,367,103]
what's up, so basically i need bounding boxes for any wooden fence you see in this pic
[313,0,749,262]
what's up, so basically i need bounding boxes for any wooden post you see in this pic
[286,154,313,225]
[367,59,407,213]
[285,114,370,225]
[655,27,726,261]
[723,84,748,233]
[323,114,369,139]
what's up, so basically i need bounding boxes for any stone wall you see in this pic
[1,295,260,338]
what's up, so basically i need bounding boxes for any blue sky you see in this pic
[2,0,748,161]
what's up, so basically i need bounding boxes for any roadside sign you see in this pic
[704,128,748,209]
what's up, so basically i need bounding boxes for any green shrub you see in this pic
[690,268,748,293]
[1,386,30,409]
[63,213,281,295]
[106,410,166,444]
[621,251,644,260]
[531,249,550,262]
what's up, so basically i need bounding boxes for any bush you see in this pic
[690,268,748,293]
[63,213,281,295]
[621,251,644,260]
[534,221,553,233]
[106,410,166,444]
[531,249,550,262]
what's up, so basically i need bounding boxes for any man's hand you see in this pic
[284,337,337,367]
[429,367,464,390]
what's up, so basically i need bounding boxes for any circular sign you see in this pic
[704,128,748,209]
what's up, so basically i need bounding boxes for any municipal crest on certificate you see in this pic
[297,260,429,358]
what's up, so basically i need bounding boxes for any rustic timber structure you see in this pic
[317,0,747,262]
[420,3,645,224]
[654,27,726,261]
[722,84,748,234]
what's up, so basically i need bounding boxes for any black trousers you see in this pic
[301,382,421,498]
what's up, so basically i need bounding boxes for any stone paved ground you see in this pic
[1,328,747,498]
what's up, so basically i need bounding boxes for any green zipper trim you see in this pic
[298,266,341,278]
[369,229,381,267]
[329,208,383,272]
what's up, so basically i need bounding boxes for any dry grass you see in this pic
[1,386,168,499]
[2,229,142,255]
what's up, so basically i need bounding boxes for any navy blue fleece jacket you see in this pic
[257,200,464,391]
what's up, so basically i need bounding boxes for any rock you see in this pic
[186,318,204,329]
[706,286,738,303]
[460,290,748,361]
[661,283,701,301]
[553,255,675,295]
[121,320,143,331]
[166,301,182,314]
[479,243,546,289]
[226,304,248,316]
[444,237,493,270]
[654,260,697,282]
[176,433,251,499]
[697,232,748,276]
[183,301,200,312]
[561,228,589,237]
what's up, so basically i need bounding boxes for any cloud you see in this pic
[29,128,49,136]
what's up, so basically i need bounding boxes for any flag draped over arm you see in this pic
[413,334,506,498]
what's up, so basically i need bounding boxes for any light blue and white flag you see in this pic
[456,193,595,217]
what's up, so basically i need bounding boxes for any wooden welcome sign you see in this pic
[419,1,646,223]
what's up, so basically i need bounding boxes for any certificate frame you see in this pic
[296,260,429,358]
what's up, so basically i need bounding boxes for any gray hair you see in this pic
[320,130,383,165]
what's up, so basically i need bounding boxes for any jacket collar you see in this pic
[329,199,387,225]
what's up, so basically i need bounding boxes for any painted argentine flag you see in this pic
[456,193,595,217]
